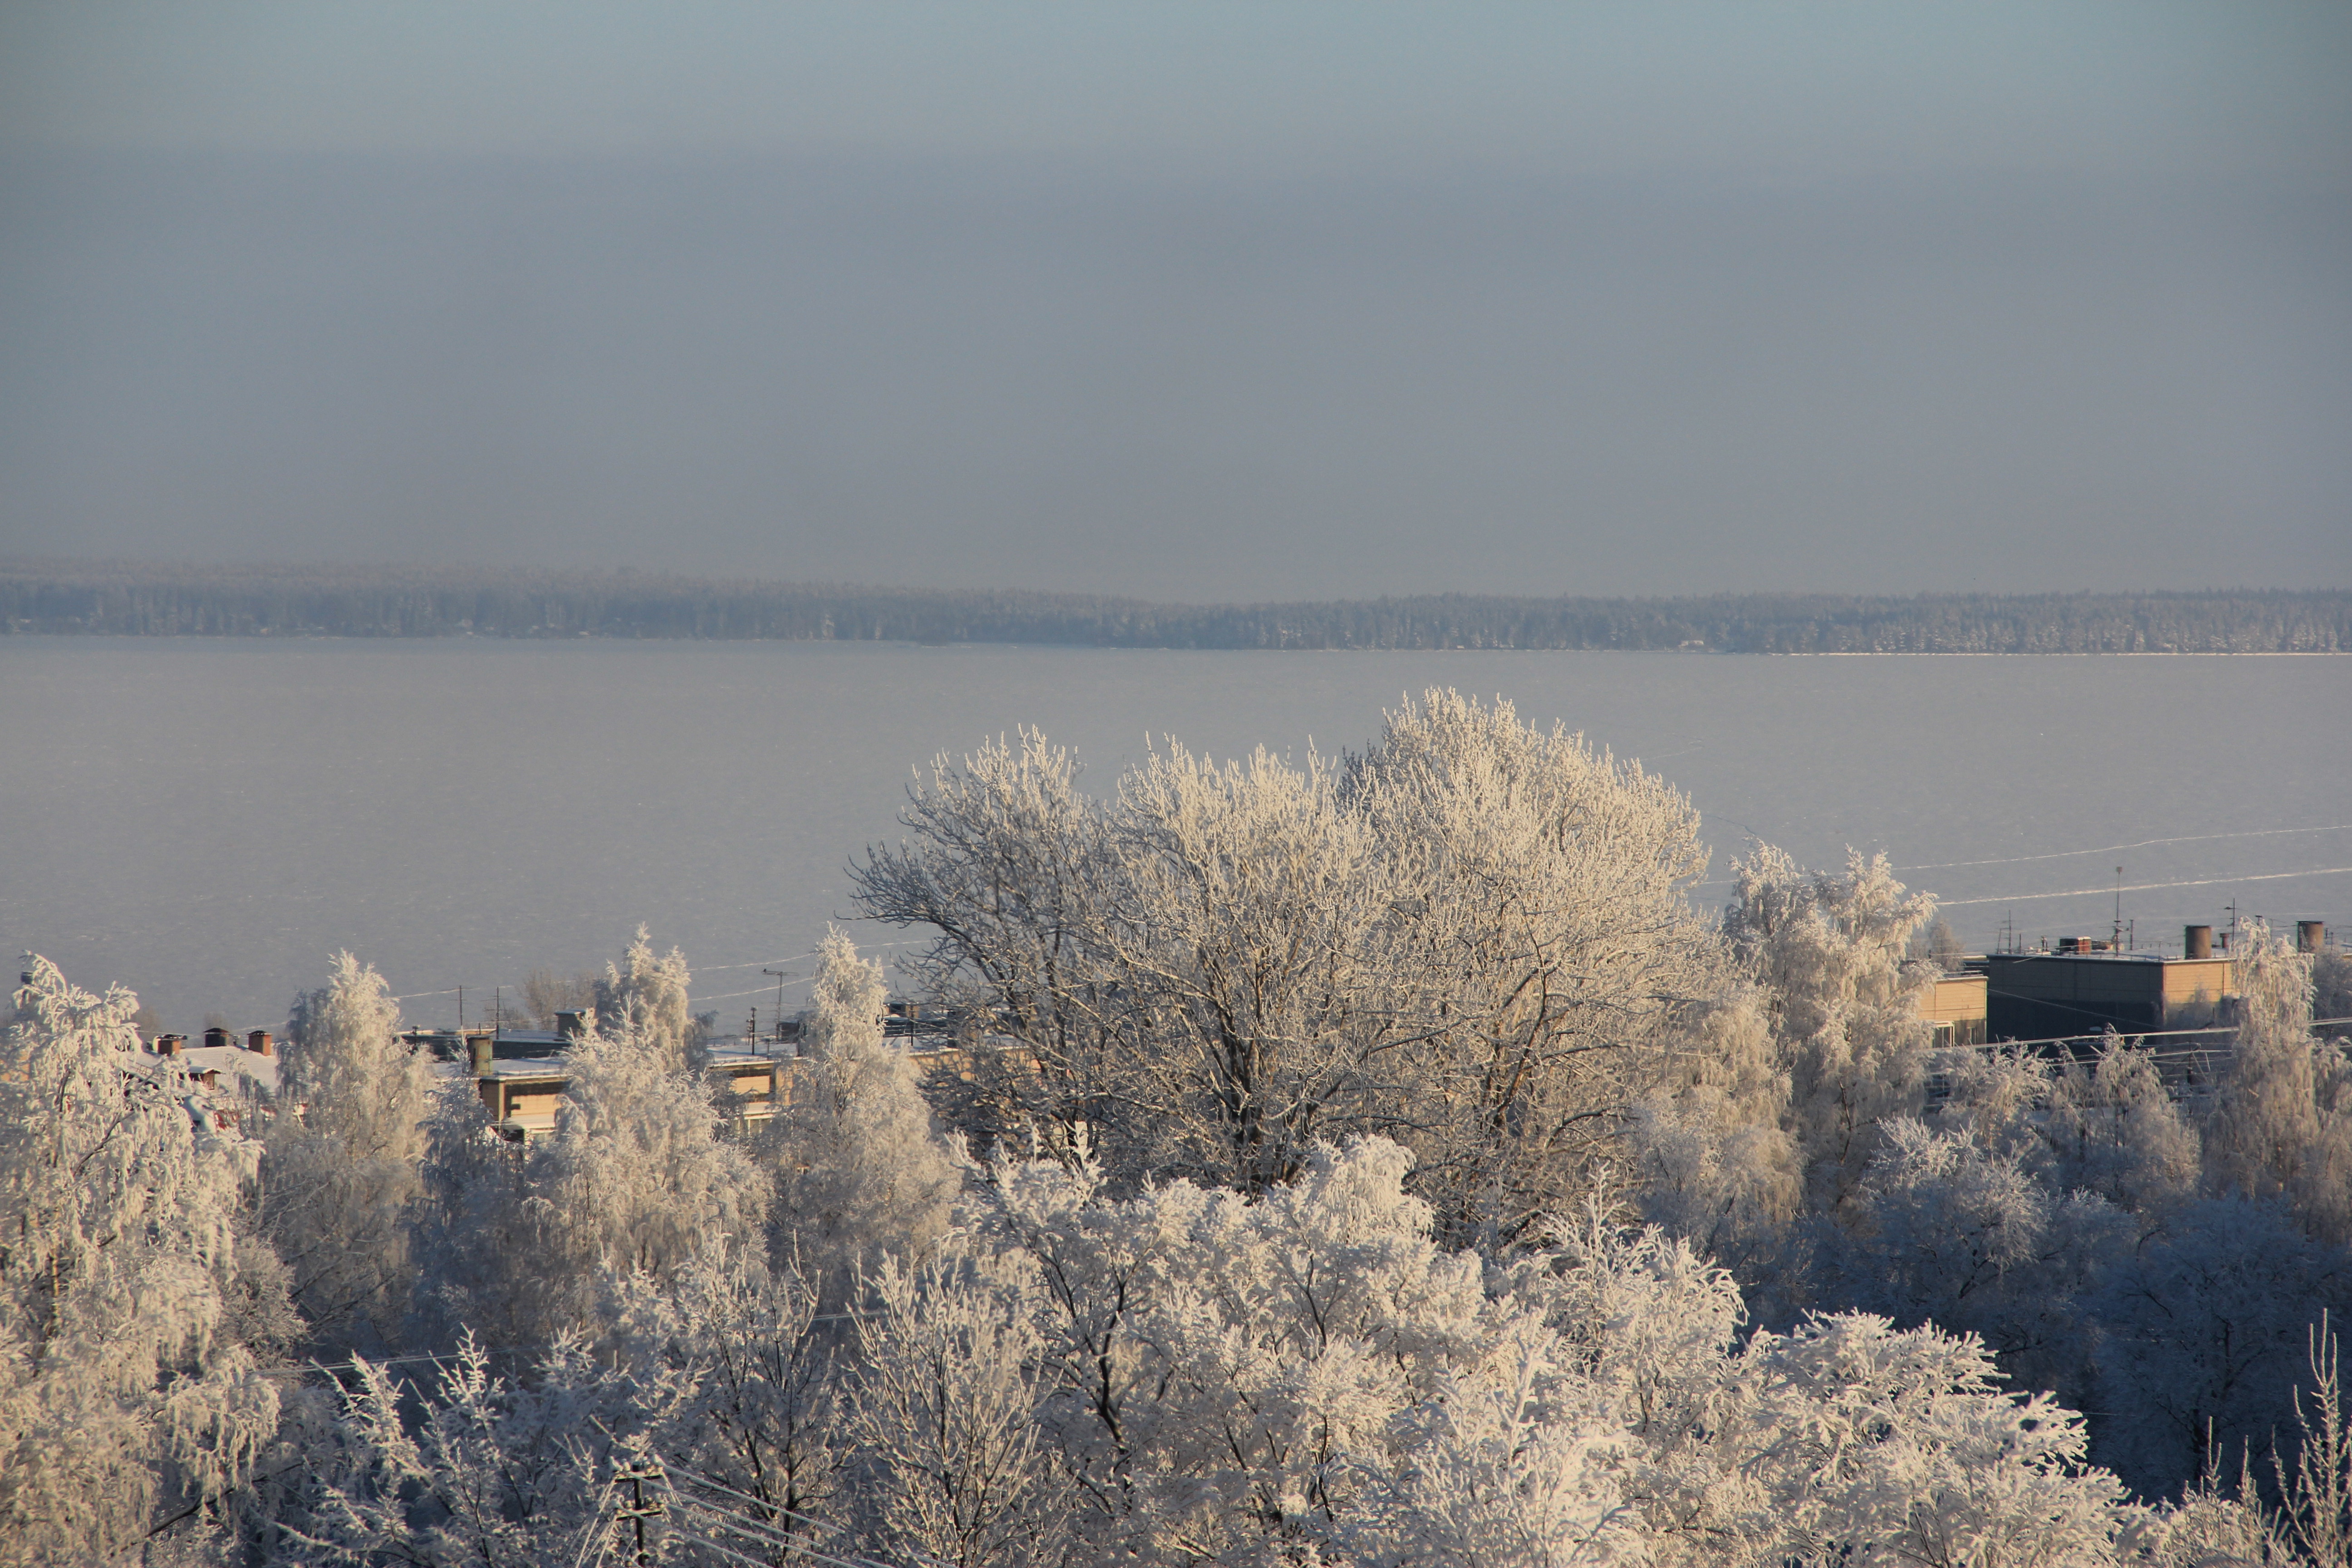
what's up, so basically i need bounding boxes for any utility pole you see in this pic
[612,1459,663,1567]
[457,985,463,1032]
[2113,867,2124,951]
[762,968,791,1056]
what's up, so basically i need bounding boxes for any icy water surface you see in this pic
[3,638,2346,1031]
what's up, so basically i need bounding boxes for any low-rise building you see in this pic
[143,1028,278,1129]
[461,1030,1031,1139]
[1917,972,1989,1047]
[1967,928,2237,1042]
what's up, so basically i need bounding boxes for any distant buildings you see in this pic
[140,1026,277,1129]
[1970,944,2237,1043]
[395,1008,985,1139]
[1917,973,1989,1047]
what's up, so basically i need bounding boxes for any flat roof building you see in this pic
[1967,942,2234,1042]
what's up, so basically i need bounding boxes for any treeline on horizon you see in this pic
[5,558,2349,653]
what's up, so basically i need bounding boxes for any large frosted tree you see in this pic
[265,950,431,1351]
[413,1016,766,1346]
[1722,845,1939,1215]
[2205,920,2352,1245]
[854,690,1720,1240]
[595,924,700,1071]
[0,958,285,1564]
[877,1134,2158,1568]
[766,930,959,1307]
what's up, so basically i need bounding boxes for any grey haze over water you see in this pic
[4,4,2348,598]
[3,639,2345,1034]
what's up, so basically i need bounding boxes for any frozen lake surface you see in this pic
[4,637,2347,1033]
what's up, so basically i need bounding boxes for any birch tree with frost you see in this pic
[764,929,959,1308]
[611,1239,851,1557]
[282,1331,665,1568]
[2206,920,2352,1245]
[1723,845,1939,1215]
[265,951,430,1351]
[932,1133,2154,1568]
[412,1017,765,1346]
[0,958,285,1564]
[855,690,1719,1240]
[596,924,700,1072]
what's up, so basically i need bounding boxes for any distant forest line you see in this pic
[5,559,2349,653]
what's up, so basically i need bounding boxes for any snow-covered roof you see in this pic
[125,1045,277,1095]
[478,1054,572,1081]
[170,1044,279,1092]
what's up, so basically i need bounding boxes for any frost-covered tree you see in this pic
[1627,981,1800,1270]
[412,1018,765,1348]
[521,966,598,1029]
[1812,1110,2133,1410]
[595,924,699,1071]
[2039,1033,2204,1215]
[971,1136,1493,1562]
[611,1239,850,1555]
[765,930,959,1307]
[1724,846,1939,1215]
[925,1133,2156,1567]
[538,1025,765,1279]
[1335,690,1720,1241]
[2207,921,2352,1245]
[265,951,431,1351]
[853,1240,1062,1568]
[2317,946,2352,1033]
[2088,1196,2351,1500]
[405,1078,542,1351]
[857,691,1720,1240]
[0,958,285,1564]
[281,1331,666,1568]
[1346,1318,1639,1568]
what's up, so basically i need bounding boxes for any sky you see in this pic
[2,2,2347,600]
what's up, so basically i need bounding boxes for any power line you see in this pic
[394,942,923,1007]
[1940,865,2352,908]
[1682,823,2352,893]
[1900,823,2352,872]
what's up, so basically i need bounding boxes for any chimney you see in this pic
[2298,920,2327,955]
[2184,925,2213,959]
[203,1025,232,1051]
[555,1009,588,1041]
[469,1034,494,1076]
[156,1034,184,1057]
[246,1029,273,1057]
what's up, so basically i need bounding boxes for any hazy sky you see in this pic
[4,3,2347,598]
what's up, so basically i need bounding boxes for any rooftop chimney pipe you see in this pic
[247,1030,273,1057]
[2298,921,2327,955]
[2185,925,2213,959]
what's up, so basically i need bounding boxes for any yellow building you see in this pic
[1918,972,1989,1046]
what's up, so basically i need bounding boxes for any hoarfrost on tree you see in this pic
[265,951,431,1352]
[764,928,959,1310]
[0,957,285,1565]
